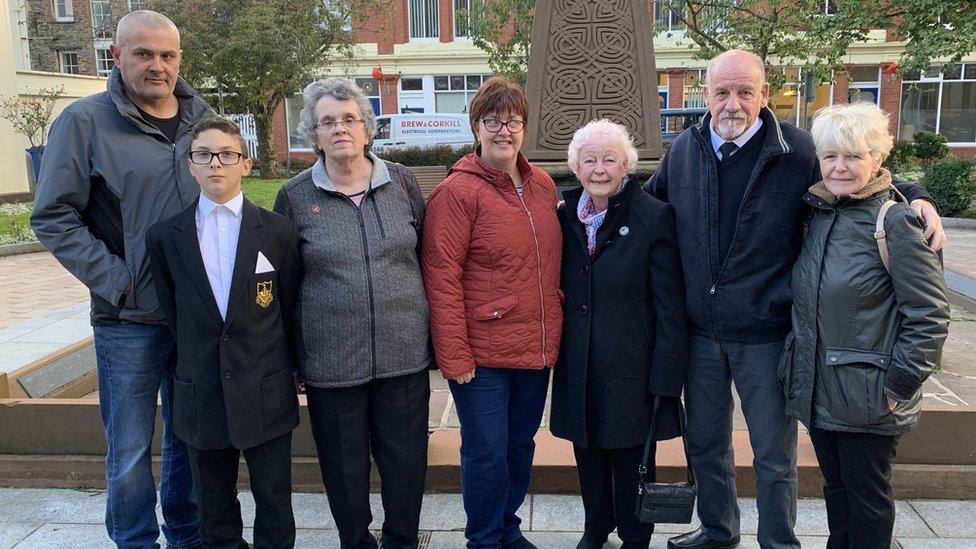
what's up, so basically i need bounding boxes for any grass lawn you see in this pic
[0,203,35,245]
[242,177,288,210]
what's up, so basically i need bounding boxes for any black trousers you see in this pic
[573,443,655,549]
[809,427,900,549]
[186,431,295,549]
[306,369,430,549]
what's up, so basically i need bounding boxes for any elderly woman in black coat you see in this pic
[550,119,688,549]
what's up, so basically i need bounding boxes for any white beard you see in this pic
[713,114,749,141]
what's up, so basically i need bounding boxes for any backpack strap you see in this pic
[389,161,426,256]
[874,199,898,273]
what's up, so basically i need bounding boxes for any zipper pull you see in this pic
[709,284,716,295]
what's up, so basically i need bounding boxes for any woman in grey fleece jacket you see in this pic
[273,77,432,549]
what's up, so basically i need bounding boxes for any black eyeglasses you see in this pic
[482,118,525,133]
[189,150,247,165]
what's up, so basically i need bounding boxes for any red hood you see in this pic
[449,147,536,188]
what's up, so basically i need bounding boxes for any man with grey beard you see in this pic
[644,49,943,549]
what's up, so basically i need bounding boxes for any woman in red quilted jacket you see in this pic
[421,77,563,549]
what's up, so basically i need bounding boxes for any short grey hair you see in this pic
[705,49,766,87]
[566,119,640,176]
[298,77,377,157]
[115,10,180,47]
[810,102,894,162]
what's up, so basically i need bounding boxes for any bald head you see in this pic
[115,10,180,48]
[706,49,766,88]
[703,49,770,140]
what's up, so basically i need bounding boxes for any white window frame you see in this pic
[409,0,439,41]
[899,63,976,145]
[453,0,473,40]
[127,0,146,10]
[285,94,314,152]
[59,50,80,74]
[53,0,74,21]
[94,40,114,76]
[847,66,880,106]
[90,0,112,38]
[653,1,685,34]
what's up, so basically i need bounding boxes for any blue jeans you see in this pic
[449,366,550,549]
[94,324,200,548]
[684,334,799,549]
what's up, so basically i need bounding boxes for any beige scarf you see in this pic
[808,167,894,205]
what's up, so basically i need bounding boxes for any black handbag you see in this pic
[636,396,697,524]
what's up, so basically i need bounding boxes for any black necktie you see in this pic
[719,141,738,160]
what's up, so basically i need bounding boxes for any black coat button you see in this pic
[579,305,589,316]
[221,335,229,342]
[223,372,232,380]
[581,265,589,275]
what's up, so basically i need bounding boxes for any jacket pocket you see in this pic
[260,368,297,429]
[471,294,519,320]
[778,332,796,397]
[821,347,891,426]
[172,376,196,438]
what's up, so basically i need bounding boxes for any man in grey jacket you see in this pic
[31,10,211,548]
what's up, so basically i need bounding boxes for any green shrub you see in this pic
[921,157,976,217]
[374,144,472,169]
[912,131,950,166]
[884,140,917,173]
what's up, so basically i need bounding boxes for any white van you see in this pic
[372,113,474,151]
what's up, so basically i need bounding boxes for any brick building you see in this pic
[11,0,975,167]
[16,0,144,77]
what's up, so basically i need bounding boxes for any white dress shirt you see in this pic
[710,117,764,160]
[196,192,244,319]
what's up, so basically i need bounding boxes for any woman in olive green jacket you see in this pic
[780,103,950,549]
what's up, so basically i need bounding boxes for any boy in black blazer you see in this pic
[147,117,301,549]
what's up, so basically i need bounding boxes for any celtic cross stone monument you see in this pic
[523,0,664,161]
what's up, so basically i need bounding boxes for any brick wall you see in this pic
[666,68,685,108]
[832,68,850,105]
[879,62,902,138]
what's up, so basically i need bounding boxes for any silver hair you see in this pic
[810,102,894,162]
[705,49,766,87]
[566,119,640,176]
[298,77,377,156]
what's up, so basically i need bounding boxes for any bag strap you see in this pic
[874,199,897,273]
[391,162,426,256]
[639,396,696,488]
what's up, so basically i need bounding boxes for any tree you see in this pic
[151,0,389,178]
[459,0,535,85]
[462,0,976,90]
[661,0,976,89]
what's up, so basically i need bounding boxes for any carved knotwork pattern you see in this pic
[538,0,646,150]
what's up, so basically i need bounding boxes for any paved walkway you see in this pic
[0,489,974,548]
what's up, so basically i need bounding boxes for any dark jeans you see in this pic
[809,428,900,549]
[93,323,200,549]
[574,444,654,549]
[186,432,295,549]
[306,369,430,549]
[684,334,799,548]
[449,366,550,549]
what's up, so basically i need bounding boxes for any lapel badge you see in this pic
[619,226,630,236]
[256,280,274,308]
[311,204,321,214]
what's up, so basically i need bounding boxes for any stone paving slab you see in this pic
[0,252,88,330]
[2,489,971,548]
[944,228,976,282]
[907,500,976,538]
